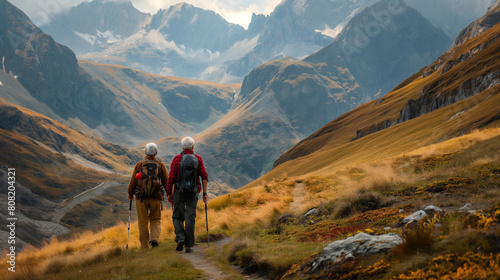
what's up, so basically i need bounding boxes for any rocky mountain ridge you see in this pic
[40,0,151,55]
[39,0,496,84]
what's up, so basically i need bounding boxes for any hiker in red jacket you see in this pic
[128,143,168,249]
[166,137,208,253]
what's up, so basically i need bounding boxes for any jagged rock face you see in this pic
[246,13,267,38]
[399,72,500,123]
[312,233,402,271]
[41,0,150,54]
[0,0,41,72]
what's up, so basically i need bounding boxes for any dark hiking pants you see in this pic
[172,192,198,247]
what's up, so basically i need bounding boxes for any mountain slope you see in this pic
[0,0,134,133]
[0,97,142,250]
[40,0,150,55]
[270,5,500,175]
[0,98,139,198]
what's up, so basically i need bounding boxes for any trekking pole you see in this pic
[205,201,209,247]
[203,179,209,247]
[126,199,132,250]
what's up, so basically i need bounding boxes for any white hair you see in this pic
[181,137,195,150]
[145,143,158,156]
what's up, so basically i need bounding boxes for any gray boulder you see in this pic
[312,232,402,271]
[424,205,443,215]
[459,203,476,213]
[400,210,427,226]
[305,208,319,218]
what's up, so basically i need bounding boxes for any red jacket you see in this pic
[166,149,208,196]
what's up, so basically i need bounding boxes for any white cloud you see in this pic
[9,0,282,28]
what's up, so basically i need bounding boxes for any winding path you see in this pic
[50,181,119,223]
[181,238,266,280]
[290,182,306,214]
[181,243,229,279]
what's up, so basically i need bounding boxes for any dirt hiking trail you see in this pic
[181,238,266,280]
[290,182,306,214]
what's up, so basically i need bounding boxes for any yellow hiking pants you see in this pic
[136,198,161,249]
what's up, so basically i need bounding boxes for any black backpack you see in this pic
[137,159,162,200]
[177,152,198,196]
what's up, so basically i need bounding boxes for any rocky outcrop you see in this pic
[452,1,500,48]
[399,72,499,122]
[355,70,500,140]
[311,232,402,272]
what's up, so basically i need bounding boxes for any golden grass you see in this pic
[406,128,500,158]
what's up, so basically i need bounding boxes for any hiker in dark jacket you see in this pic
[166,137,208,253]
[128,143,168,249]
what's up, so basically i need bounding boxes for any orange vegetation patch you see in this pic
[395,253,500,279]
[464,203,500,230]
[282,255,390,280]
[413,153,454,173]
[346,207,402,224]
[421,177,474,193]
[290,221,369,242]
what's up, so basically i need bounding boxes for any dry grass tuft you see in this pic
[394,219,436,258]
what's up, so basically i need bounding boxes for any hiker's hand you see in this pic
[167,195,173,204]
[128,195,134,201]
[203,194,208,204]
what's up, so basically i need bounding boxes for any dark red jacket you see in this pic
[166,149,208,196]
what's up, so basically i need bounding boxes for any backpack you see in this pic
[177,152,199,196]
[137,159,162,200]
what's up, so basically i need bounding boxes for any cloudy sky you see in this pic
[9,0,283,28]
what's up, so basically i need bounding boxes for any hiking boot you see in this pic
[176,240,185,252]
[185,247,193,253]
[149,240,159,248]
